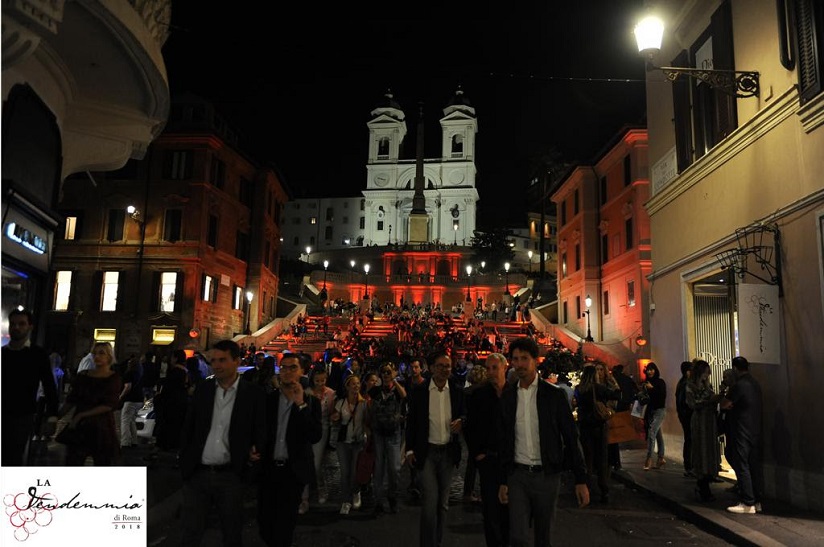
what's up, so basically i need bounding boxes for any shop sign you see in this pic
[737,283,780,365]
[5,221,47,254]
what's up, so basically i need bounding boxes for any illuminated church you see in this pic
[281,88,479,254]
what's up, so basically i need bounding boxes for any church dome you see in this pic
[370,89,405,121]
[443,86,476,117]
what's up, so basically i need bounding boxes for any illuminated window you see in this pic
[561,253,567,278]
[101,271,119,311]
[65,217,78,240]
[310,217,317,225]
[628,280,636,307]
[160,272,177,312]
[233,285,242,310]
[203,275,215,302]
[54,271,72,310]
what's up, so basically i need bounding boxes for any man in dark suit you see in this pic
[405,350,466,547]
[465,352,510,547]
[498,338,589,547]
[258,353,322,547]
[179,339,266,547]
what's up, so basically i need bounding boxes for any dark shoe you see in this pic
[683,470,696,478]
[695,487,716,503]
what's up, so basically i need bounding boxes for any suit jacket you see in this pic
[261,389,322,484]
[499,376,588,484]
[179,377,266,480]
[405,378,466,469]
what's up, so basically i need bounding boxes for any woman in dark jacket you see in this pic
[687,360,722,501]
[642,362,667,470]
[575,364,620,502]
[153,365,189,451]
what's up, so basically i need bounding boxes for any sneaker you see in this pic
[352,492,362,510]
[755,502,763,513]
[727,503,756,514]
[339,502,351,515]
[298,500,309,515]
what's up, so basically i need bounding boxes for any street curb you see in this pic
[611,471,786,547]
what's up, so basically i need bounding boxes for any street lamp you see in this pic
[465,265,472,302]
[504,262,510,296]
[320,260,328,302]
[245,290,254,335]
[305,246,311,263]
[527,250,533,274]
[363,263,370,299]
[481,261,486,273]
[634,15,759,98]
[453,222,458,245]
[584,294,594,342]
[350,259,356,270]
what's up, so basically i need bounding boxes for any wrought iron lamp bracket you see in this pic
[657,65,760,98]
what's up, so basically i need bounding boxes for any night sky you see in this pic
[161,1,648,228]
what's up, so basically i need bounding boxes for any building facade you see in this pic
[641,0,824,511]
[2,0,170,346]
[552,128,651,366]
[49,97,288,362]
[281,88,479,256]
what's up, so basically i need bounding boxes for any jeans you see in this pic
[477,455,509,547]
[336,441,363,501]
[728,433,763,505]
[304,425,330,501]
[646,408,666,459]
[580,423,610,498]
[181,468,246,547]
[508,468,561,547]
[373,429,402,505]
[120,401,142,447]
[419,444,455,547]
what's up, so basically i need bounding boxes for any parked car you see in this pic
[135,399,156,439]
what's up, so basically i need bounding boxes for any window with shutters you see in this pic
[624,155,632,186]
[210,157,225,189]
[159,272,177,312]
[101,271,119,311]
[107,209,125,242]
[54,271,72,310]
[64,215,79,240]
[202,274,216,302]
[796,0,824,105]
[163,150,193,180]
[163,209,182,242]
[671,0,738,171]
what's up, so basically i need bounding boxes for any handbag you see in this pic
[630,399,648,419]
[606,411,638,444]
[593,388,614,422]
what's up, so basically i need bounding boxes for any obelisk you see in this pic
[408,103,429,244]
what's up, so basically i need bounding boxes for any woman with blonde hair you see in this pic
[331,374,369,515]
[59,342,122,465]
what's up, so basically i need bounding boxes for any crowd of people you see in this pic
[1,306,765,546]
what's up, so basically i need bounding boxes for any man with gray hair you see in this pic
[465,353,510,547]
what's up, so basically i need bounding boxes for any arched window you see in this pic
[378,137,390,157]
[451,134,464,156]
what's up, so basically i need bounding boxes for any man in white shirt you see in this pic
[179,340,266,547]
[405,351,466,547]
[498,338,589,547]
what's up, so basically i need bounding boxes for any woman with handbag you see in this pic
[58,342,122,466]
[330,374,369,515]
[574,364,620,503]
[642,362,668,471]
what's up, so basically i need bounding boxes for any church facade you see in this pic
[281,88,479,255]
